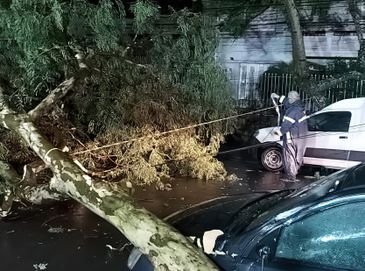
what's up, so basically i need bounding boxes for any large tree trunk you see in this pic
[0,87,218,270]
[282,0,309,80]
[281,0,364,107]
[280,0,327,106]
[348,0,365,65]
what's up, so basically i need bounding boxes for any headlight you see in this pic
[127,248,143,270]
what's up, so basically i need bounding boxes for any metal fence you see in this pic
[235,72,365,112]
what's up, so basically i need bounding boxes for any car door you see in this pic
[347,108,365,165]
[240,197,365,271]
[302,111,353,169]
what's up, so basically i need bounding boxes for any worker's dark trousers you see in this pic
[283,140,304,180]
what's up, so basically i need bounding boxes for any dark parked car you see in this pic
[128,163,365,271]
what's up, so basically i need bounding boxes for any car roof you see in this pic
[321,97,365,112]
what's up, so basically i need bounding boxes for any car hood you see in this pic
[128,191,286,270]
[164,192,273,236]
[254,126,281,144]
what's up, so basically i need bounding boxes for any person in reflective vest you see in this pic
[272,91,307,182]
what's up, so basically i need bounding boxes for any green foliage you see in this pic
[0,0,125,110]
[326,58,365,76]
[216,0,278,36]
[131,0,159,34]
[0,130,34,164]
[65,7,234,135]
[0,0,234,184]
[1,0,233,126]
[150,10,234,120]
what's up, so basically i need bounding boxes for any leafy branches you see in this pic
[150,10,234,121]
[0,0,125,110]
[131,0,159,34]
[1,0,234,184]
[219,0,276,36]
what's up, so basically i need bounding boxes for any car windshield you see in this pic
[224,191,292,237]
[245,167,355,231]
[226,164,362,237]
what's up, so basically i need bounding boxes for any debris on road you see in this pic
[33,263,48,270]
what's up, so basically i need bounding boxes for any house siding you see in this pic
[204,0,364,101]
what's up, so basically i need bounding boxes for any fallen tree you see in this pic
[0,0,232,188]
[0,84,219,270]
[0,2,230,268]
[0,160,66,216]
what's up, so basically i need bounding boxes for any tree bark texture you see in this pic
[282,0,308,80]
[28,78,75,120]
[0,102,218,270]
[348,0,365,65]
[0,161,65,216]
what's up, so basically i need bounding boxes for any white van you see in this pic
[254,97,365,171]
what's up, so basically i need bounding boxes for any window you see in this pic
[275,202,365,270]
[307,111,351,132]
[340,164,365,190]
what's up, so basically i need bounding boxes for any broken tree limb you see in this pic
[27,50,92,121]
[0,94,218,270]
[28,77,75,120]
[0,161,66,215]
[0,161,66,217]
[315,71,363,92]
[19,183,66,205]
[0,160,19,216]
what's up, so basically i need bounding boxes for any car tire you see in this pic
[261,147,283,172]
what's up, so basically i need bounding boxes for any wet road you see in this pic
[136,152,314,218]
[0,152,317,271]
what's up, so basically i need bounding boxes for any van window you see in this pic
[307,111,351,132]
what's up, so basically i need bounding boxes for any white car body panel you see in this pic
[255,127,282,145]
[254,98,365,170]
[302,157,360,169]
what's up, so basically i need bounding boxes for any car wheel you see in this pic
[261,147,283,172]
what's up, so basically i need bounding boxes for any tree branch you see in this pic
[347,0,365,64]
[0,101,218,270]
[28,77,75,120]
[0,161,66,217]
[308,71,364,107]
[316,71,363,92]
[348,0,363,45]
[19,183,66,205]
[0,85,11,114]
